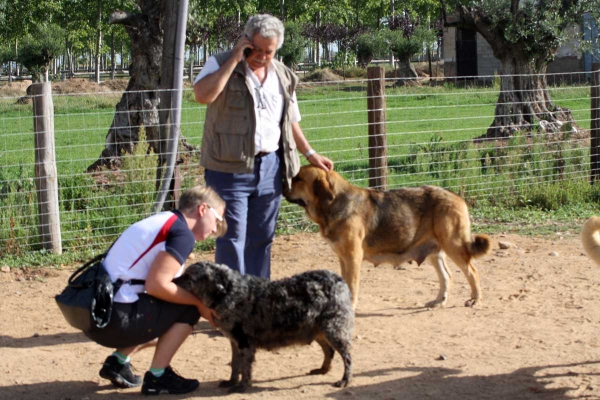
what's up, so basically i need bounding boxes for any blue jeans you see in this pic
[204,152,282,278]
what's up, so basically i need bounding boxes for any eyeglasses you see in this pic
[254,87,267,110]
[208,206,223,222]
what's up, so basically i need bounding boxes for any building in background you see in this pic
[443,13,599,81]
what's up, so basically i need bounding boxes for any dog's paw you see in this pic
[425,299,446,309]
[464,298,482,307]
[308,367,330,375]
[218,380,236,388]
[333,379,350,388]
[227,383,248,393]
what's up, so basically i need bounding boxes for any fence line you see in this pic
[0,68,598,258]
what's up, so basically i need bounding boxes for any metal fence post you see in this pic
[367,66,388,190]
[32,82,62,254]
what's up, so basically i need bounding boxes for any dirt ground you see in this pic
[2,230,600,400]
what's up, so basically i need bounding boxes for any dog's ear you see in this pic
[313,175,335,204]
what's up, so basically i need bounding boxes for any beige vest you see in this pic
[200,51,301,190]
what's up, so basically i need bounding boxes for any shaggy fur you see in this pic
[176,261,354,393]
[582,216,600,265]
[284,165,492,309]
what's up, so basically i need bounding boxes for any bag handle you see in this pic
[67,252,108,287]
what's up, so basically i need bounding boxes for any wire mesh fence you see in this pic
[0,68,598,258]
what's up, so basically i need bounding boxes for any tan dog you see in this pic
[284,165,491,309]
[582,216,600,265]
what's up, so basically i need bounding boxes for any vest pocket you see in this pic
[227,89,246,109]
[214,117,249,162]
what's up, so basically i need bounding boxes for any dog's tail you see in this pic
[582,216,600,265]
[469,234,491,258]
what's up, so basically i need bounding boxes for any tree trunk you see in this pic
[315,11,320,66]
[120,40,125,69]
[397,57,418,80]
[68,48,74,77]
[95,0,102,86]
[481,55,576,139]
[427,48,432,77]
[14,39,19,77]
[156,0,177,185]
[87,5,164,172]
[110,33,116,80]
[188,45,194,83]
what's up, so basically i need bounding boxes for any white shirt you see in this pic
[195,56,301,154]
[103,212,189,303]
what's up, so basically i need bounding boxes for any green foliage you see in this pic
[278,21,306,69]
[331,49,356,68]
[386,27,432,61]
[17,23,65,82]
[355,31,388,67]
[0,44,15,63]
[0,0,61,41]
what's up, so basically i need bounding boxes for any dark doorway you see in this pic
[456,29,477,77]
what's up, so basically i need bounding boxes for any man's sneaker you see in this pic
[141,366,200,395]
[99,355,142,388]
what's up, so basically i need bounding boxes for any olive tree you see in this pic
[442,0,593,138]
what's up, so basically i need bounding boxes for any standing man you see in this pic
[194,14,333,278]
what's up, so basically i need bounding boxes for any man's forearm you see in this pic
[291,122,311,155]
[194,57,238,104]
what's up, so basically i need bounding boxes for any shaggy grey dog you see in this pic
[176,261,354,393]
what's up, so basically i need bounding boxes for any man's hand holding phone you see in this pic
[233,35,254,63]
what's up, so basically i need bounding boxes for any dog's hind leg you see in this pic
[425,251,452,308]
[320,329,352,388]
[309,337,335,375]
[444,246,482,307]
[330,339,352,387]
[219,340,241,389]
[434,209,485,307]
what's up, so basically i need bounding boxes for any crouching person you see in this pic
[84,186,226,395]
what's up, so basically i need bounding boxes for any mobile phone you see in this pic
[244,35,253,57]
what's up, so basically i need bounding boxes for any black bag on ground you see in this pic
[55,253,118,332]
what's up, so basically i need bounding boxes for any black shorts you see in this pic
[84,293,200,349]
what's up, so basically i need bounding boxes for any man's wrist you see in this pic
[304,149,317,158]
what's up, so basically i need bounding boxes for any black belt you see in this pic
[255,151,271,158]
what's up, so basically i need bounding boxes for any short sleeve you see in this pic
[289,91,301,123]
[164,217,195,265]
[194,56,220,85]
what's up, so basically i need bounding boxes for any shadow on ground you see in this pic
[0,332,88,348]
[324,363,600,400]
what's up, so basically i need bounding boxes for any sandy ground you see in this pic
[2,230,600,400]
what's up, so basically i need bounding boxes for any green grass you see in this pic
[0,78,596,265]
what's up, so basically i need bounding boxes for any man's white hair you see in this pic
[244,14,285,50]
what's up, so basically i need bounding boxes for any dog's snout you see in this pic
[286,198,306,208]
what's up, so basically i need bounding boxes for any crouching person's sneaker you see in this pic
[141,366,199,395]
[99,355,142,388]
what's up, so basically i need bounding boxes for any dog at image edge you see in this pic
[582,216,600,265]
[284,165,492,309]
[176,261,353,393]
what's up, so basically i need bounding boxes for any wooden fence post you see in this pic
[367,66,388,189]
[32,82,62,254]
